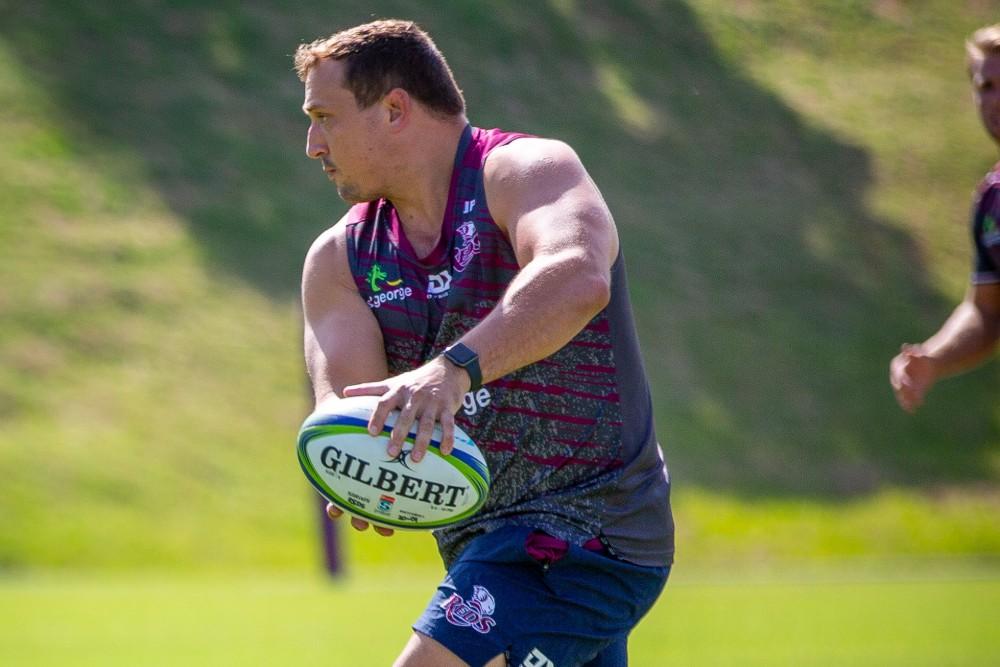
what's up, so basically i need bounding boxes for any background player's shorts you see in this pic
[413,525,670,667]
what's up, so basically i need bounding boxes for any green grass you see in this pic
[0,0,998,573]
[2,563,998,666]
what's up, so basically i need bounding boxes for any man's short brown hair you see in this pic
[966,24,1000,74]
[294,19,465,117]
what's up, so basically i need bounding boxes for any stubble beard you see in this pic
[336,180,379,205]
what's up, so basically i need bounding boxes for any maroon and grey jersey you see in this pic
[972,162,1000,284]
[344,126,674,568]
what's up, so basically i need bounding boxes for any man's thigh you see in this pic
[394,631,505,667]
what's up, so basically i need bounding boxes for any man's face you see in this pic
[972,53,1000,145]
[302,58,385,203]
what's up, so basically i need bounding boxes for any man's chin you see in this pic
[336,186,377,205]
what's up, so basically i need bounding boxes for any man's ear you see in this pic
[382,88,411,130]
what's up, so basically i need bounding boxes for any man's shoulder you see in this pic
[484,135,578,169]
[311,203,381,250]
[483,137,582,188]
[977,161,1000,188]
[303,214,363,295]
[306,211,355,266]
[975,163,1000,209]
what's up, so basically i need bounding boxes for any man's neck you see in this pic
[387,118,467,249]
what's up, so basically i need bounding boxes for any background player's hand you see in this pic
[889,343,938,413]
[325,502,395,536]
[342,356,471,462]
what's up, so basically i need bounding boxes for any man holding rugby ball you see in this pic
[296,19,673,667]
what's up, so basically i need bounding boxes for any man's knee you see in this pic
[393,631,506,667]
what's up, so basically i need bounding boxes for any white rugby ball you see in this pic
[297,395,490,530]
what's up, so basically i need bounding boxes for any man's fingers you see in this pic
[438,411,456,456]
[892,378,924,413]
[389,398,419,456]
[326,502,395,537]
[370,390,406,440]
[410,412,439,463]
[328,503,370,531]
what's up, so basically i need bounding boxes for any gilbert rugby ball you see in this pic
[297,395,490,530]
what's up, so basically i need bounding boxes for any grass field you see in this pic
[3,561,998,666]
[1,0,998,574]
[2,6,1000,664]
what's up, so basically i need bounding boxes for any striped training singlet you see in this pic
[344,125,674,568]
[972,162,1000,285]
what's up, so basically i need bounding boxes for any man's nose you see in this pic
[306,122,327,159]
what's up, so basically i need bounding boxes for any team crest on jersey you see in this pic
[441,585,496,634]
[453,220,481,272]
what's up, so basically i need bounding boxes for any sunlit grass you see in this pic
[2,564,997,666]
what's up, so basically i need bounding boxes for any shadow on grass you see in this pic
[2,0,995,496]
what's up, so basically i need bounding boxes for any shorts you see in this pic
[413,525,670,667]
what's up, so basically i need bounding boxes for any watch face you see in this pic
[444,343,482,390]
[446,344,476,366]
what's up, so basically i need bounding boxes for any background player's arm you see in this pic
[890,282,1000,412]
[302,217,395,535]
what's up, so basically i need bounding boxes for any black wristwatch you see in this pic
[442,342,482,391]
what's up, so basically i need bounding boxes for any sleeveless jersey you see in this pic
[344,125,674,568]
[972,162,1000,285]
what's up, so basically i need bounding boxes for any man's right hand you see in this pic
[889,343,938,413]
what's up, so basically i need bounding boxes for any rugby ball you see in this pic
[297,395,490,530]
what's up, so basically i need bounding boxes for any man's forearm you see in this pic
[921,300,1000,378]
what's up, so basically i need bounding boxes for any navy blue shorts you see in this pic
[413,525,670,666]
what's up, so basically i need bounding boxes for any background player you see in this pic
[890,24,1000,413]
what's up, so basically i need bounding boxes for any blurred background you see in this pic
[1,0,998,664]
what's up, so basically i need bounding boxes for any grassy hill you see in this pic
[1,0,998,571]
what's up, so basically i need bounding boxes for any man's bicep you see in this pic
[302,230,388,403]
[304,302,388,402]
[515,186,619,268]
[487,139,618,268]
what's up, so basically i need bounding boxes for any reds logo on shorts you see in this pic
[441,585,496,634]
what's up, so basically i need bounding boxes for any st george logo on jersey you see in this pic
[364,262,413,309]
